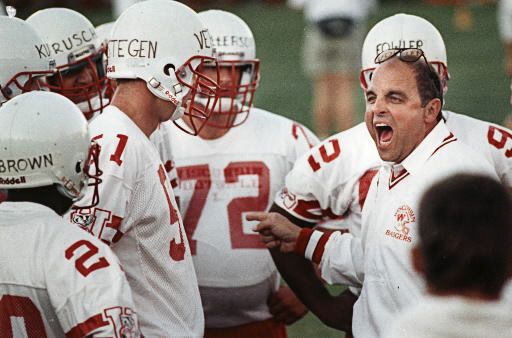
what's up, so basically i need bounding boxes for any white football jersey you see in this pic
[0,202,139,337]
[160,107,318,326]
[275,111,512,235]
[275,122,381,235]
[68,105,204,337]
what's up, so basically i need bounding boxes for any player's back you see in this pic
[0,201,139,337]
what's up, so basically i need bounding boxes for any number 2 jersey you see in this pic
[0,202,139,337]
[275,110,512,235]
[68,106,204,337]
[154,107,319,327]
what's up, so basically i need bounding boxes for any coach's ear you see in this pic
[411,246,425,276]
[423,98,442,124]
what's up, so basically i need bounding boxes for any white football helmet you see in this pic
[26,8,109,120]
[198,10,260,129]
[0,91,101,205]
[95,21,115,47]
[0,16,55,104]
[107,0,221,135]
[95,21,116,100]
[360,13,449,92]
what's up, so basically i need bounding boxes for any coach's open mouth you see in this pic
[376,123,393,145]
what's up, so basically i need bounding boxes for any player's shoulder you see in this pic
[444,110,510,133]
[90,105,145,140]
[315,122,376,159]
[247,107,299,128]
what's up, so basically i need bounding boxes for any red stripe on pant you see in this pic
[204,318,287,338]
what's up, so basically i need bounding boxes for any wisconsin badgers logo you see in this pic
[393,205,416,235]
[70,210,95,232]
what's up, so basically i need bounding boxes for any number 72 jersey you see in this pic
[164,108,319,287]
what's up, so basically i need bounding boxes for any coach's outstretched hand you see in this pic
[247,212,301,252]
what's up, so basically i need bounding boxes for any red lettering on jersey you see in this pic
[65,240,110,277]
[224,161,270,249]
[0,295,46,337]
[292,123,315,148]
[158,165,186,261]
[307,139,341,172]
[487,125,512,158]
[358,169,378,208]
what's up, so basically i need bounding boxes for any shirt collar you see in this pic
[398,121,455,176]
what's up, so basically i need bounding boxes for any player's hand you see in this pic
[268,285,308,325]
[246,212,301,252]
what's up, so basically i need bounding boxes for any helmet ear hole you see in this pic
[163,64,175,76]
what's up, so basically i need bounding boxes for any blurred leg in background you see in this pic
[303,17,366,139]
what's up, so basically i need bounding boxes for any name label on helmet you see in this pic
[194,29,211,50]
[35,43,51,59]
[213,35,251,49]
[108,39,158,59]
[375,39,424,56]
[49,28,98,55]
[0,154,53,174]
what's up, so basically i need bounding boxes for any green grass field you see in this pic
[26,1,508,337]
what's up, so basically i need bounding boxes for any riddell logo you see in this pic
[384,205,416,243]
[0,176,26,185]
[106,65,116,73]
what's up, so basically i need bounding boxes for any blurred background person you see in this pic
[387,173,512,337]
[287,0,376,139]
[498,0,512,127]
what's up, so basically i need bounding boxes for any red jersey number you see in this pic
[158,165,186,261]
[308,139,341,172]
[0,295,46,337]
[488,125,512,158]
[177,161,270,254]
[65,240,110,277]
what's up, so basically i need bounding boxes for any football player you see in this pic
[0,91,140,337]
[158,10,317,338]
[249,13,512,336]
[0,16,55,203]
[67,1,221,336]
[26,8,110,120]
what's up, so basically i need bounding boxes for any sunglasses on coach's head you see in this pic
[374,48,427,65]
[374,47,442,98]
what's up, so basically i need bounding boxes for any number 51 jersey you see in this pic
[165,108,319,288]
[69,106,203,337]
